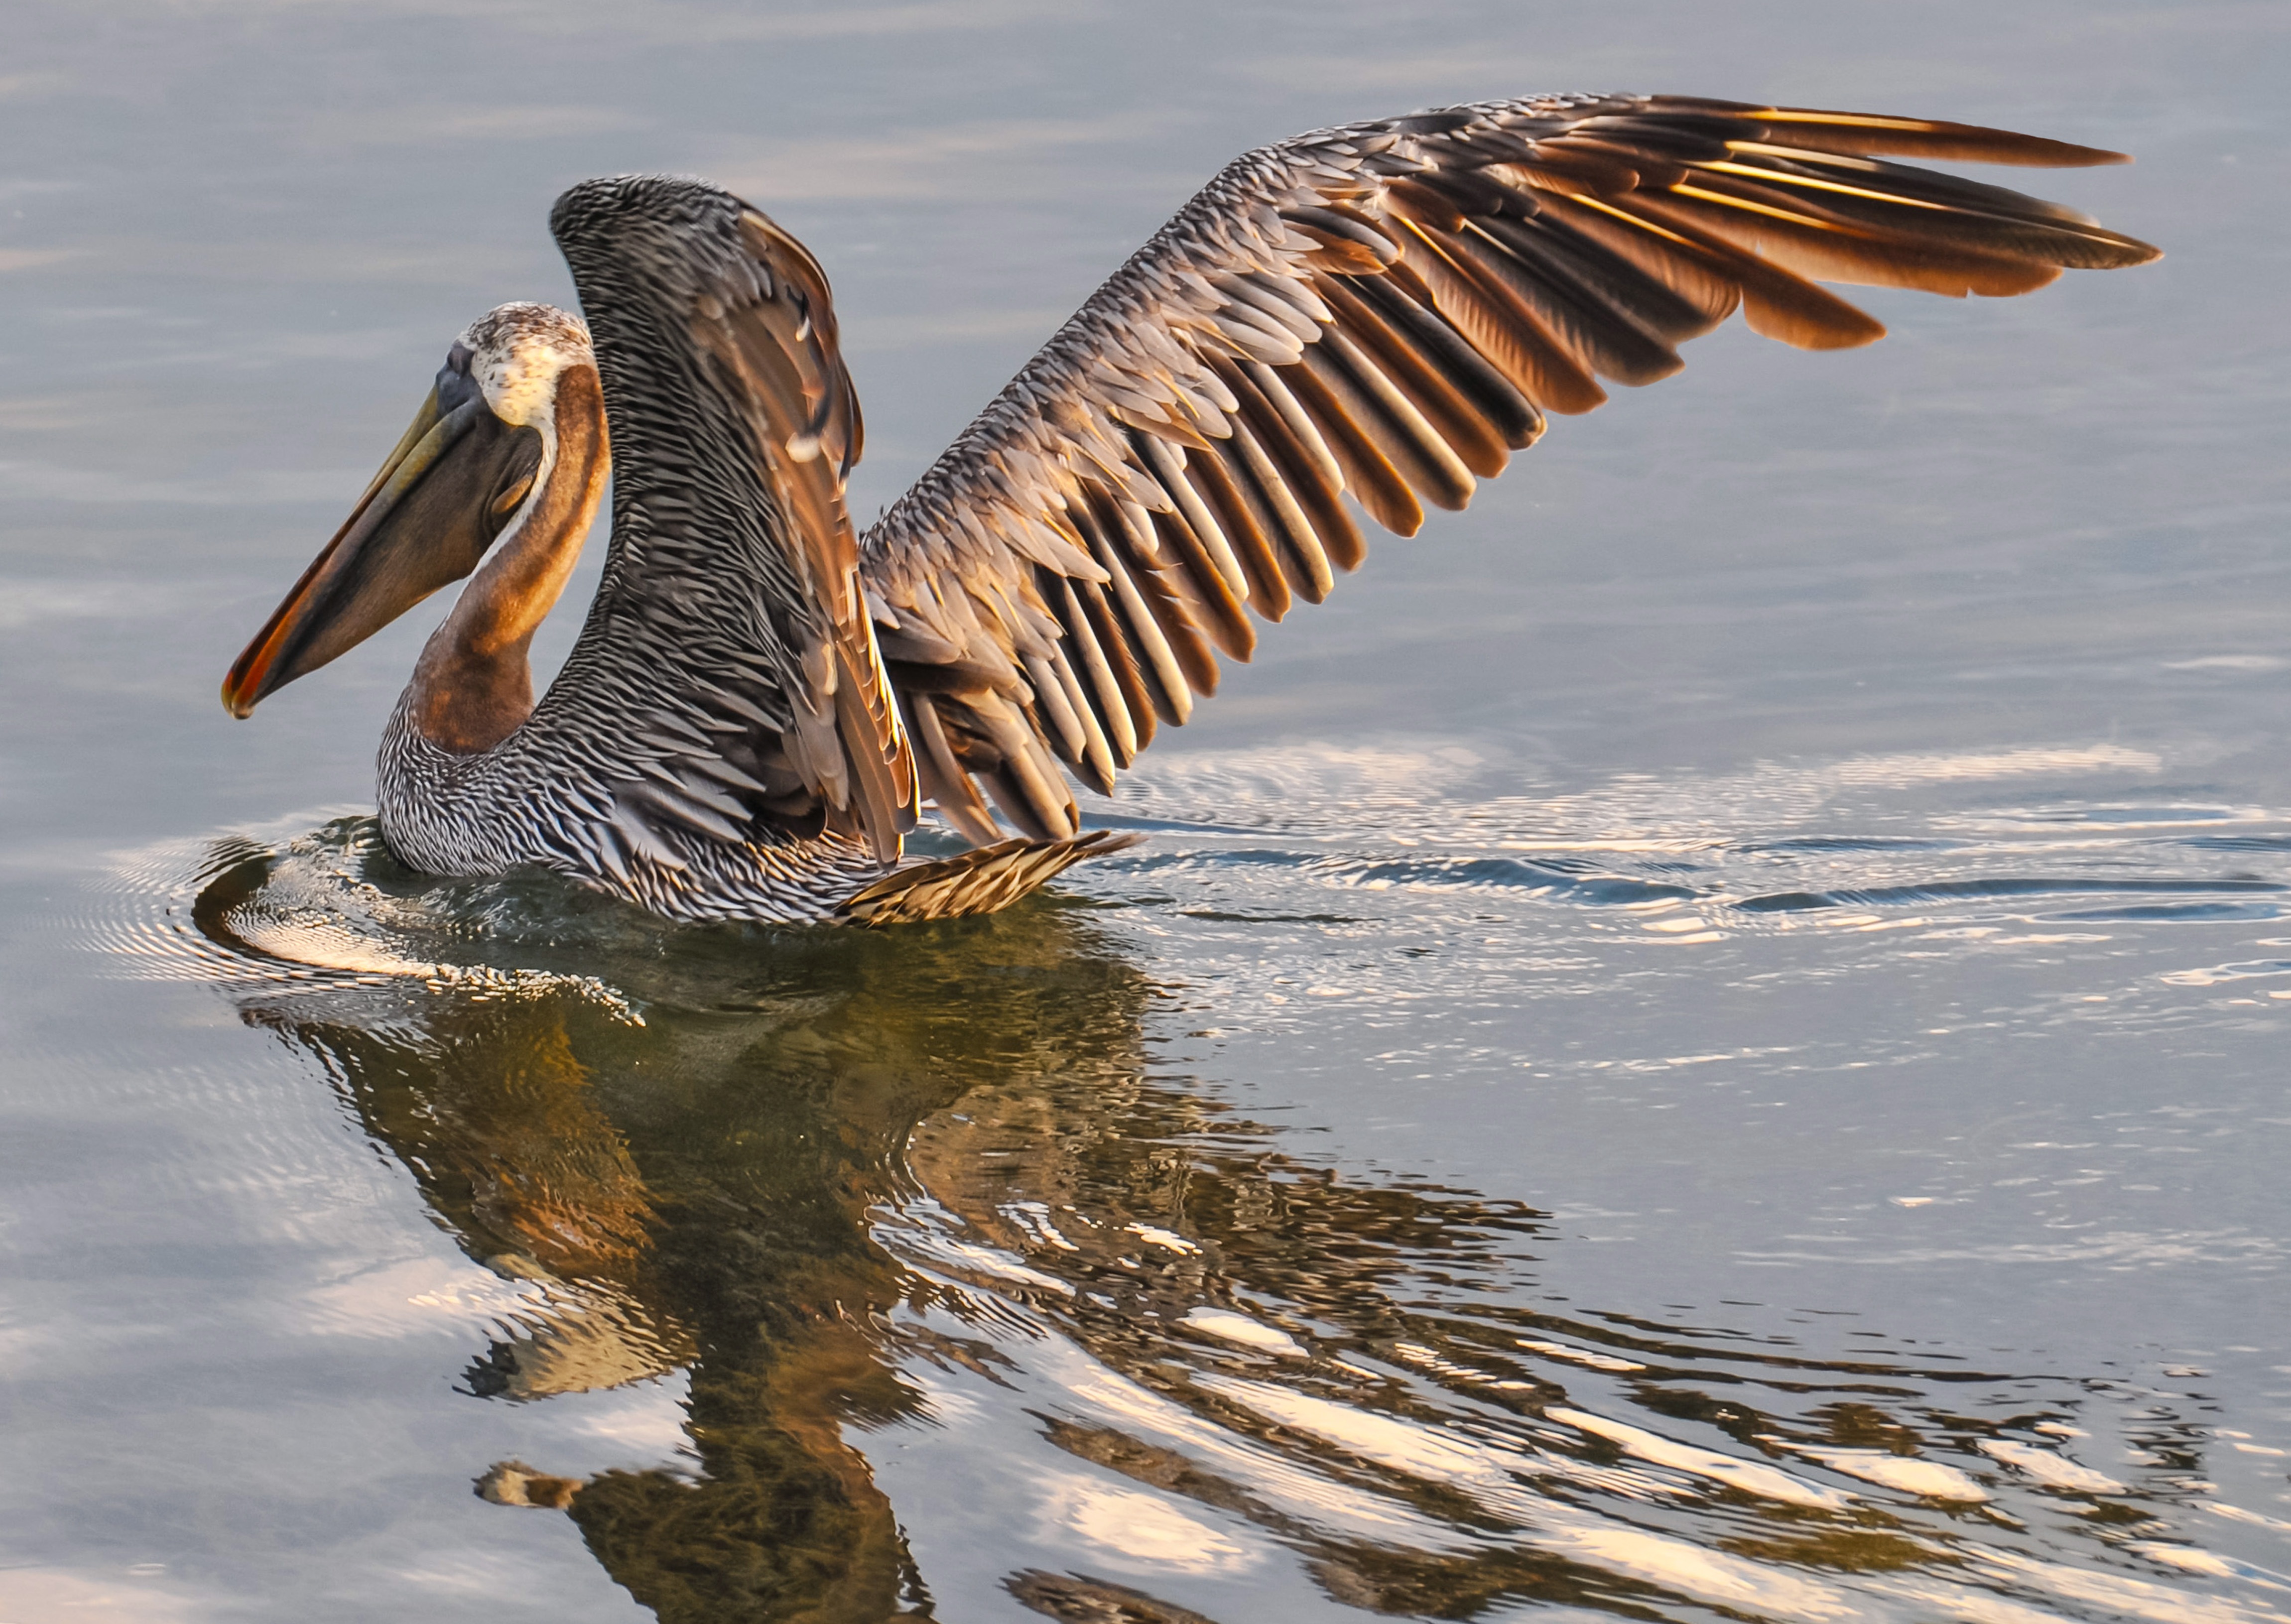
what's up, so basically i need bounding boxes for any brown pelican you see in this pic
[221,94,2158,926]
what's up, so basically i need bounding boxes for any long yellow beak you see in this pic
[222,387,483,718]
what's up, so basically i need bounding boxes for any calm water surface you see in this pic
[4,2,2289,1620]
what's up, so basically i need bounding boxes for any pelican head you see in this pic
[223,303,603,726]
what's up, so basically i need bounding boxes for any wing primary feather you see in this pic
[1302,327,1476,512]
[1083,490,1195,721]
[1671,162,2144,279]
[1396,221,1609,414]
[1713,144,2157,254]
[1201,358,1335,602]
[1086,535,1191,725]
[1313,274,1512,477]
[1218,356,1355,585]
[980,764,1061,842]
[1182,443,1293,621]
[1475,209,1714,343]
[1050,571,1140,764]
[901,690,1002,844]
[1134,431,1250,600]
[1525,189,1743,331]
[1018,648,1090,766]
[1075,573,1159,753]
[1449,220,1684,386]
[1146,503,1256,661]
[1241,359,1368,570]
[1654,169,2049,290]
[1032,647,1116,793]
[1645,97,2135,167]
[1700,193,2058,296]
[1351,268,1544,449]
[1123,532,1222,696]
[1279,351,1424,537]
[1595,191,1888,348]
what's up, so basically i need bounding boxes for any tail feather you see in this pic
[834,829,1143,926]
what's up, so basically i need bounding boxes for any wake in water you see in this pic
[84,739,2291,1622]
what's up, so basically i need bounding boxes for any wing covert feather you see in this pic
[858,94,2158,843]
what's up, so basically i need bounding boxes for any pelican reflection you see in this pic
[199,821,1146,1618]
[175,823,2271,1624]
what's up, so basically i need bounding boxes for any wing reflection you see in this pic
[154,819,2286,1624]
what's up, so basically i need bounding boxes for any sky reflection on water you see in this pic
[65,811,2291,1621]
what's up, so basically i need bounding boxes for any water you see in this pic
[4,2,2289,1620]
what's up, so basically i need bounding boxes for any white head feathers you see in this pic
[459,302,593,432]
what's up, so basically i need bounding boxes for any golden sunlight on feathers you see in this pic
[223,94,2157,925]
[859,94,2157,848]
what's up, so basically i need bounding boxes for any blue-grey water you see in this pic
[4,2,2289,1620]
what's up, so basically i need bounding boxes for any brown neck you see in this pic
[407,365,609,753]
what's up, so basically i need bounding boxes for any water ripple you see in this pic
[66,750,2291,1623]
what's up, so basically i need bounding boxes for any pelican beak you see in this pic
[223,383,541,717]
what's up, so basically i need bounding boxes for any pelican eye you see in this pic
[436,360,482,415]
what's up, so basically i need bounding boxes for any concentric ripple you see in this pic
[93,813,657,1019]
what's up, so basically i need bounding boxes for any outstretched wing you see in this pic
[548,175,914,868]
[858,94,2158,844]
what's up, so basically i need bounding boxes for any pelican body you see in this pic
[223,95,2158,925]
